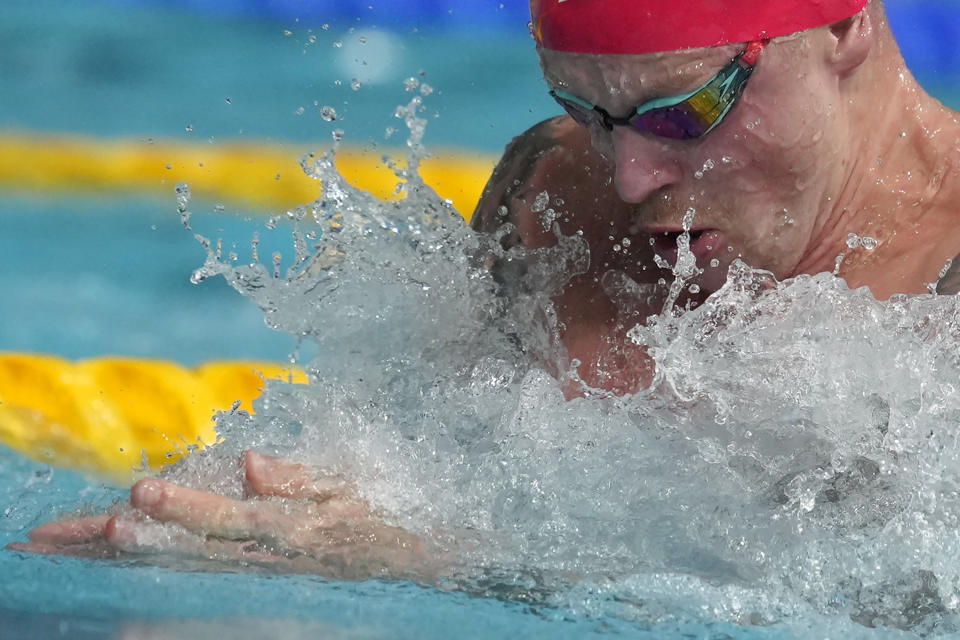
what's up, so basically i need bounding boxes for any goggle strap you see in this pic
[741,39,768,67]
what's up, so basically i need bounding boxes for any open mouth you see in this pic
[650,229,717,267]
[652,229,705,253]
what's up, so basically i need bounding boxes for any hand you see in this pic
[8,451,441,581]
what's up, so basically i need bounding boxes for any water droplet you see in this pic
[689,284,701,294]
[224,97,232,104]
[185,124,193,132]
[351,78,362,91]
[861,236,878,250]
[531,191,550,213]
[320,106,338,121]
[295,106,305,116]
[846,233,861,249]
[621,237,631,248]
[710,258,720,268]
[333,40,342,48]
[420,83,434,96]
[404,77,420,92]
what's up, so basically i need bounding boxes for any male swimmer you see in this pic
[9,0,960,577]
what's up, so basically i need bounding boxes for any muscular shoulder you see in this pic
[470,116,596,234]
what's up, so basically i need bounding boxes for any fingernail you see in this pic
[131,478,164,509]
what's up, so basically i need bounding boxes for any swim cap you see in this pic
[531,0,869,54]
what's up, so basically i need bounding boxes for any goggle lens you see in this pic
[629,103,711,140]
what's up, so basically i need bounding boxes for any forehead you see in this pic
[539,44,738,104]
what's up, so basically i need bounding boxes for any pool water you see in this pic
[4,1,960,639]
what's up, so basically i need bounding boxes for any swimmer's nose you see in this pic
[610,127,682,203]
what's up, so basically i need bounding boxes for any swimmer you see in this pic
[9,0,960,576]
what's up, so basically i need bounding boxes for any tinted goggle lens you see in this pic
[629,103,711,140]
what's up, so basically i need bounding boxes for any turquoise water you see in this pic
[4,1,960,638]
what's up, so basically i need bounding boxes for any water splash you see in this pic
[164,94,960,637]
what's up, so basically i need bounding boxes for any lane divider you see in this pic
[0,130,496,216]
[0,353,308,484]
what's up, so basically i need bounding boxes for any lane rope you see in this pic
[0,353,308,484]
[0,130,496,216]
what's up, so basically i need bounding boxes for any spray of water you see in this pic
[161,91,960,637]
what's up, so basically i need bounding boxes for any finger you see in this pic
[130,478,283,540]
[243,451,346,502]
[104,515,296,567]
[104,515,207,555]
[7,536,120,559]
[25,515,112,545]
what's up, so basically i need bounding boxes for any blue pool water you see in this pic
[4,1,960,638]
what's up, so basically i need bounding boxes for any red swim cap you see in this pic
[531,0,869,54]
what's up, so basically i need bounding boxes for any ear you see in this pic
[828,10,873,76]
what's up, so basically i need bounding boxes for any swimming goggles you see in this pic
[549,40,767,140]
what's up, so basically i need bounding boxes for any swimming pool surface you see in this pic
[4,1,960,638]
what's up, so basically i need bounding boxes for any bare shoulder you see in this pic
[471,115,607,235]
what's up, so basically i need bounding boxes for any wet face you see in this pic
[539,33,848,293]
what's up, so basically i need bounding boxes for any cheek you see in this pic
[696,97,833,207]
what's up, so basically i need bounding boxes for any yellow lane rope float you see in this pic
[0,130,496,216]
[0,353,308,485]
